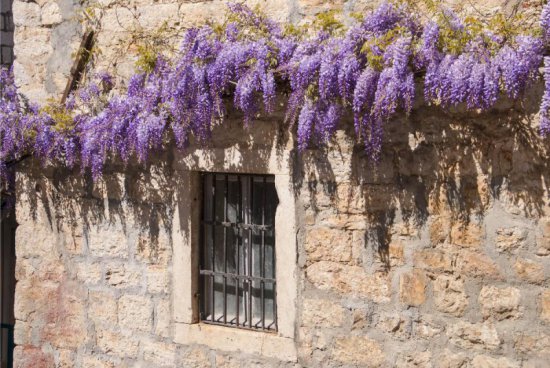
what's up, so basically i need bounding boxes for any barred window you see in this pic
[200,173,278,332]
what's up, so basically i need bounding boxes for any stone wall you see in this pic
[10,0,528,104]
[13,92,550,367]
[9,0,550,367]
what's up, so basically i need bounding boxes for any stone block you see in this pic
[118,294,153,332]
[136,232,172,265]
[142,339,177,366]
[434,275,469,317]
[414,249,453,273]
[429,216,451,245]
[438,349,469,368]
[456,251,502,280]
[41,2,62,26]
[304,227,353,263]
[495,227,526,253]
[450,221,483,248]
[13,345,54,367]
[306,261,391,302]
[154,298,171,338]
[471,355,520,368]
[81,355,116,368]
[301,299,347,327]
[400,269,427,307]
[478,286,521,320]
[541,290,550,322]
[12,1,40,27]
[96,328,139,357]
[515,332,550,356]
[447,322,501,351]
[414,318,444,339]
[88,225,129,258]
[179,348,211,368]
[514,259,545,284]
[55,349,74,368]
[105,264,141,289]
[395,351,432,368]
[88,290,118,325]
[146,265,169,294]
[331,336,385,366]
[74,261,102,285]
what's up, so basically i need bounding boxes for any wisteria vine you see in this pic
[1,2,550,180]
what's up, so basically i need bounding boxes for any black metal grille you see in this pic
[200,173,278,332]
[0,0,14,66]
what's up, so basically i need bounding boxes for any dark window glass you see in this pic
[200,173,278,332]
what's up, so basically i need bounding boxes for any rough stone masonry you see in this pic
[9,0,550,367]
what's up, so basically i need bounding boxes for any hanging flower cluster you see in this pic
[1,2,549,180]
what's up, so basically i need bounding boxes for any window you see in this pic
[200,173,279,332]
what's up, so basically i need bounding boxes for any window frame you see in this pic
[198,172,278,332]
[172,164,297,361]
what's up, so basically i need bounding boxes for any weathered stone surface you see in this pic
[40,281,88,350]
[304,227,353,263]
[515,332,550,356]
[456,251,502,279]
[450,222,483,248]
[12,1,41,27]
[154,299,171,338]
[376,313,411,339]
[88,290,118,325]
[88,225,129,258]
[471,355,520,368]
[118,295,153,332]
[438,349,469,368]
[447,322,501,351]
[146,265,169,294]
[13,345,54,368]
[495,227,526,253]
[96,328,139,357]
[302,299,347,327]
[41,2,62,26]
[414,318,444,339]
[331,336,385,366]
[74,261,102,285]
[478,286,521,320]
[541,290,550,322]
[105,264,141,289]
[400,269,427,307]
[396,351,432,368]
[179,348,211,368]
[434,275,469,317]
[514,259,545,284]
[414,248,453,273]
[306,261,391,302]
[142,339,177,366]
[81,355,115,368]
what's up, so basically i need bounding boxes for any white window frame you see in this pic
[171,146,297,362]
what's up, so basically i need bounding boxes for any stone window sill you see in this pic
[174,322,297,362]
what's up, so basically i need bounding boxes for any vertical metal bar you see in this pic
[261,176,266,330]
[235,175,241,327]
[223,174,228,324]
[248,176,253,328]
[210,175,216,322]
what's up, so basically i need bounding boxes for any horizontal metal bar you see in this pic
[199,269,276,283]
[201,320,277,333]
[201,220,272,231]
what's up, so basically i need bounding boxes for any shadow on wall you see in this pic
[15,112,282,263]
[14,86,550,270]
[293,84,550,269]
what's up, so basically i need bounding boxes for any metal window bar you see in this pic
[199,173,278,332]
